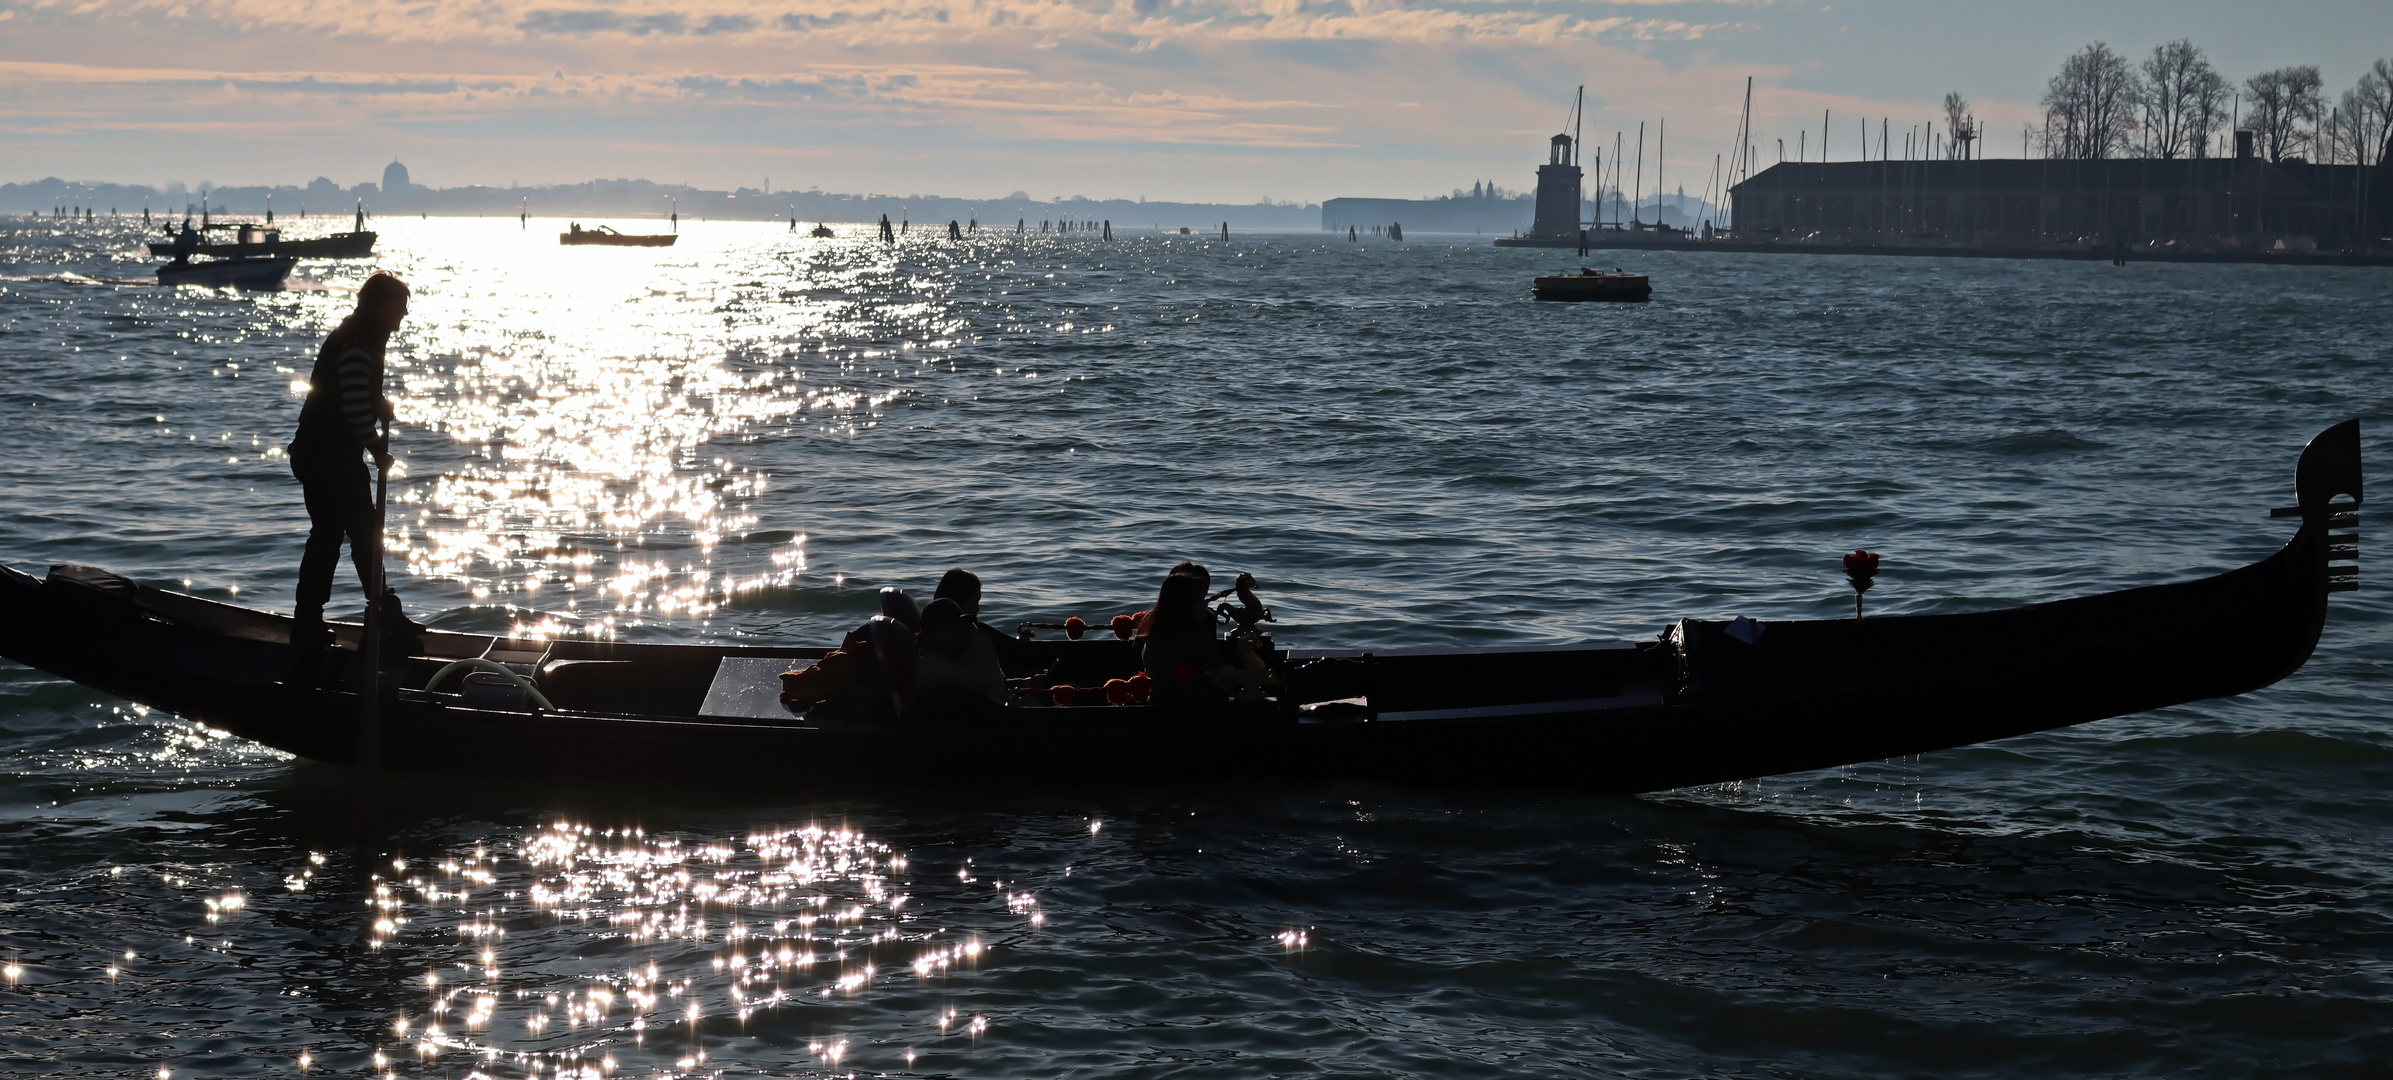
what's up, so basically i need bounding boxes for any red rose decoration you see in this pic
[1063,616,1088,641]
[1109,614,1137,640]
[1051,684,1077,707]
[1842,549,1881,620]
[1126,672,1152,702]
[1104,678,1134,705]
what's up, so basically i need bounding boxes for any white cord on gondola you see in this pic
[423,657,556,711]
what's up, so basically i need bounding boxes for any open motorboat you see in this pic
[560,224,677,247]
[0,422,2360,792]
[155,255,297,289]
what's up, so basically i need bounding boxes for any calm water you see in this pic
[1,216,2389,1078]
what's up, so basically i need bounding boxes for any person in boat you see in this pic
[1138,567,1226,706]
[286,271,426,651]
[906,598,1006,713]
[780,569,1039,716]
[931,567,1040,672]
[779,584,926,716]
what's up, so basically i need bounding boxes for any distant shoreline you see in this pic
[1491,234,2393,267]
[0,176,1324,231]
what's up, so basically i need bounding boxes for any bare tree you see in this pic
[2245,66,2324,161]
[2343,59,2393,167]
[2041,42,2140,159]
[1942,92,1972,159]
[2185,64,2232,158]
[2137,39,2219,158]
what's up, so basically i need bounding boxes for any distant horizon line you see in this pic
[4,173,1330,210]
[2,175,1722,212]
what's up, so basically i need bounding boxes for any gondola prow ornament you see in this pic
[1211,572,1274,635]
[1843,550,1880,620]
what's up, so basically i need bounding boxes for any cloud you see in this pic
[0,0,1808,200]
[5,0,1739,45]
[0,57,1350,145]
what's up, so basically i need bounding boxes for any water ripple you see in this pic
[3,217,2391,1076]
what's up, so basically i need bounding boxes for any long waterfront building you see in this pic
[1727,133,2392,252]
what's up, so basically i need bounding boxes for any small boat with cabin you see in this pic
[146,205,377,260]
[0,422,2361,793]
[811,224,836,238]
[146,223,376,260]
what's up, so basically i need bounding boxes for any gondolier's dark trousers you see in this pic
[290,449,377,629]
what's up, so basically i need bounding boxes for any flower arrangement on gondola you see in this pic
[1842,549,1880,620]
[1047,673,1152,707]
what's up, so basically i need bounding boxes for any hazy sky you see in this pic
[2,0,2383,202]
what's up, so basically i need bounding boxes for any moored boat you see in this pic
[0,422,2360,792]
[811,224,836,238]
[1533,268,1652,302]
[155,256,297,289]
[561,225,678,247]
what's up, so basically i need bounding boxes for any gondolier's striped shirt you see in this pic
[288,319,388,462]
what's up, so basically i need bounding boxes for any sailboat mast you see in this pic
[1574,85,1585,167]
[1633,122,1644,225]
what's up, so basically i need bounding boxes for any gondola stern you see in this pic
[0,560,44,659]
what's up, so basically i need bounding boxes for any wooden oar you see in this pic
[349,418,390,864]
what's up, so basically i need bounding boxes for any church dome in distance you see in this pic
[382,160,411,193]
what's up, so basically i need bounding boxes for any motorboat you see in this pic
[155,256,297,289]
[560,225,677,247]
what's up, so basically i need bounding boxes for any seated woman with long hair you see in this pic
[1138,570,1225,707]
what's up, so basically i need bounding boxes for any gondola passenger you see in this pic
[907,598,1006,713]
[1138,569,1225,706]
[932,567,1036,673]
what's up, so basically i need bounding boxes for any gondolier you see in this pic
[287,271,422,650]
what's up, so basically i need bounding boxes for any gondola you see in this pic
[155,256,297,289]
[560,225,677,247]
[0,422,2361,792]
